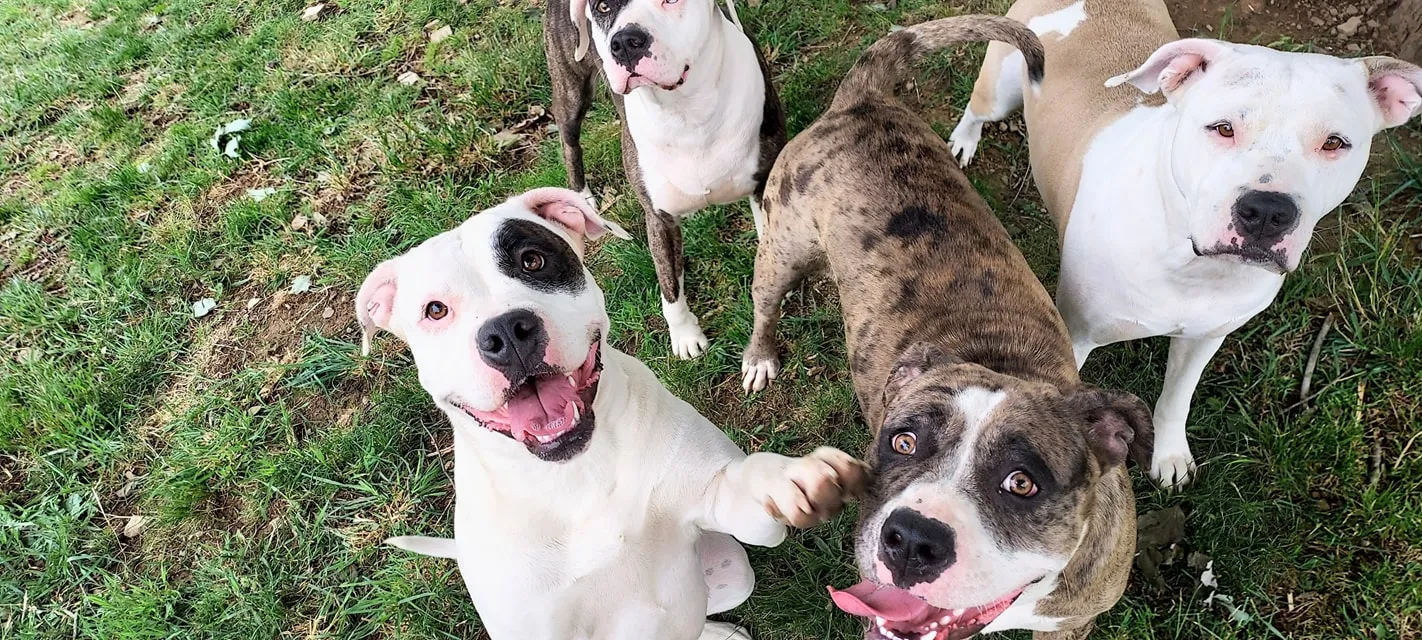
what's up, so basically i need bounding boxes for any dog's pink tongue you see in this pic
[504,376,580,439]
[829,583,931,622]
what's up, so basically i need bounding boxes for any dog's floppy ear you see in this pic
[1362,57,1422,130]
[356,257,403,356]
[1066,387,1154,469]
[1106,38,1230,99]
[884,342,961,406]
[518,187,631,252]
[570,0,591,61]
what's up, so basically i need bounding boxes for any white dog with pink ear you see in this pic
[356,187,866,640]
[949,0,1422,490]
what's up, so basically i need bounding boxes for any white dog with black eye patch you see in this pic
[356,187,865,640]
[952,0,1422,490]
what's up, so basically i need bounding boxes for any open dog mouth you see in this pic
[450,339,602,462]
[829,581,1033,640]
[1191,239,1289,273]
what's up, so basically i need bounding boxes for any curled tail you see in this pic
[835,15,1044,108]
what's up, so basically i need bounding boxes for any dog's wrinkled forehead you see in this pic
[876,366,1090,487]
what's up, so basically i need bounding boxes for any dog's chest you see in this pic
[623,72,767,217]
[455,491,704,639]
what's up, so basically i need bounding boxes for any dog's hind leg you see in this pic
[950,42,1026,167]
[698,532,754,615]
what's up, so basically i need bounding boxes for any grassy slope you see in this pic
[0,0,1419,637]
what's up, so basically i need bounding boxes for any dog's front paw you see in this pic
[949,117,983,168]
[668,318,709,359]
[741,348,779,394]
[1151,442,1197,491]
[763,447,869,528]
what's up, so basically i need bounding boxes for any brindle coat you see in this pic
[743,16,1152,639]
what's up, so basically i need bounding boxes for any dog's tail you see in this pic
[386,536,458,559]
[834,15,1044,109]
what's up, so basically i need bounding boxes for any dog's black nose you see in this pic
[1232,190,1299,245]
[879,508,955,587]
[608,26,653,69]
[477,309,546,382]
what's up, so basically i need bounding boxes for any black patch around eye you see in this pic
[875,406,948,465]
[969,434,1078,550]
[590,0,632,31]
[494,219,585,294]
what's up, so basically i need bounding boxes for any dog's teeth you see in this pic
[952,609,964,617]
[939,616,951,624]
[568,374,577,386]
[920,633,935,640]
[572,404,581,422]
[929,622,938,630]
[876,617,886,626]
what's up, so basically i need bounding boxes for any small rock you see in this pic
[291,214,309,231]
[429,25,453,43]
[1366,19,1379,29]
[122,515,149,538]
[1310,16,1324,27]
[300,3,332,22]
[321,307,335,319]
[192,298,217,318]
[290,275,313,294]
[247,297,261,310]
[1337,16,1362,38]
[397,71,422,85]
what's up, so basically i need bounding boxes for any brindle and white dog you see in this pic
[741,16,1155,640]
[544,0,785,359]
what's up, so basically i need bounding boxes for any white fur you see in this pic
[1026,0,1086,37]
[371,199,858,640]
[1061,44,1393,487]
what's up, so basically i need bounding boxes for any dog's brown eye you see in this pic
[1322,135,1347,152]
[891,432,916,455]
[1001,471,1037,497]
[595,0,610,12]
[424,301,448,320]
[521,251,545,272]
[1210,122,1234,138]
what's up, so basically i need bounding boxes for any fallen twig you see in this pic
[1298,313,1332,404]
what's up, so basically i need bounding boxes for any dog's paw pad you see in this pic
[668,321,709,360]
[740,356,779,394]
[1151,449,1198,491]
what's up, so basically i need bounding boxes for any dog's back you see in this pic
[760,16,1073,429]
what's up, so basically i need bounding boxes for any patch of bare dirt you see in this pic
[1166,0,1388,55]
[141,283,356,440]
[0,229,71,289]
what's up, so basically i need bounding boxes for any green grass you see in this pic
[1,0,1420,637]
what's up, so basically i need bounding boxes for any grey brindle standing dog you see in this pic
[742,16,1155,640]
[544,0,785,359]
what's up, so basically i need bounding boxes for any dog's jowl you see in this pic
[357,187,865,640]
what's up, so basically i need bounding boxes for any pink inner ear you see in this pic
[1372,74,1422,127]
[535,201,591,237]
[1160,53,1206,93]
